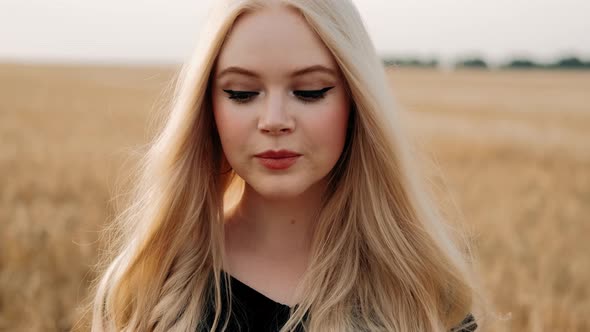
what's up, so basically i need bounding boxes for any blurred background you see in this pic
[1,0,588,331]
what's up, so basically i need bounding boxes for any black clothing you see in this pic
[199,272,298,332]
[200,272,477,331]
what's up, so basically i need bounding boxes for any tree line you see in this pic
[382,56,590,70]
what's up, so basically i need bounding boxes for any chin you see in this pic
[250,181,311,200]
[237,168,329,200]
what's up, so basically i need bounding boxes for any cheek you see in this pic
[306,100,350,158]
[213,100,249,156]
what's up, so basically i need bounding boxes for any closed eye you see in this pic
[293,86,335,103]
[222,86,335,104]
[223,89,259,103]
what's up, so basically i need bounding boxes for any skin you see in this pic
[211,4,350,306]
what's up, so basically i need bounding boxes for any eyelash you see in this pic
[222,86,335,104]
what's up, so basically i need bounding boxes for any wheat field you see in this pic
[0,64,588,331]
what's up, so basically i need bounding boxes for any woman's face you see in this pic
[212,5,350,199]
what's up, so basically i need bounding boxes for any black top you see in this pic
[199,272,298,332]
[199,272,477,331]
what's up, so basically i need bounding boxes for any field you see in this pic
[0,63,588,331]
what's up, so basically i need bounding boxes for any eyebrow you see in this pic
[216,65,337,79]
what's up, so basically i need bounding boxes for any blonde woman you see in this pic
[90,0,485,331]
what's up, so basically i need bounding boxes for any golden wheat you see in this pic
[0,64,588,331]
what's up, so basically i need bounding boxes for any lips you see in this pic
[254,150,302,170]
[254,150,302,158]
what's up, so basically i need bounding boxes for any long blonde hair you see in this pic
[89,0,485,331]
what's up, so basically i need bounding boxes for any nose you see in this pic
[257,91,295,135]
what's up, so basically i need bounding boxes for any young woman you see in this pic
[90,0,484,331]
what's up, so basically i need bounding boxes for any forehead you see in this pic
[214,5,337,77]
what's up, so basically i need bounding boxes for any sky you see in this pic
[1,0,589,66]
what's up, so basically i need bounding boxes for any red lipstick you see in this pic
[254,149,301,170]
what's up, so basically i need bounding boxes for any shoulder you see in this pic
[450,313,477,332]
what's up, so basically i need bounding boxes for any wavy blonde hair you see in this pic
[89,0,486,331]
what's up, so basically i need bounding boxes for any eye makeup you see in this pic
[222,86,335,104]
